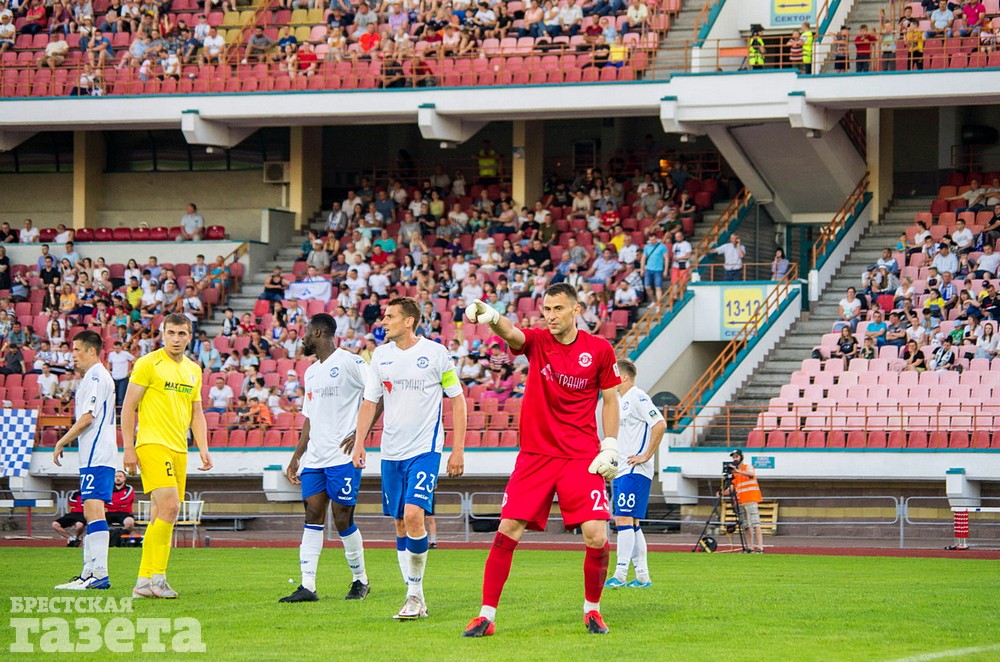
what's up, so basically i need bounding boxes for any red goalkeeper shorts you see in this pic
[500,452,611,531]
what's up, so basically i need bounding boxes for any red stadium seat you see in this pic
[499,430,519,447]
[149,226,169,241]
[205,225,226,240]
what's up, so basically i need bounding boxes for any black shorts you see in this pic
[55,513,86,529]
[106,512,133,527]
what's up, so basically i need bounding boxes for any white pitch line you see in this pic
[889,643,1000,662]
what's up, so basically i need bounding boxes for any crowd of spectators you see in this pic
[0,201,231,414]
[1,149,727,431]
[0,0,665,90]
[821,183,1000,372]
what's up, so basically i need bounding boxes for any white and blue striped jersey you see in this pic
[301,349,381,470]
[616,386,664,480]
[75,363,118,469]
[366,337,463,461]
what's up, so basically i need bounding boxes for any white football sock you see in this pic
[479,605,497,621]
[396,537,409,587]
[81,533,92,577]
[406,534,428,599]
[584,600,601,613]
[300,524,324,592]
[632,526,649,582]
[88,530,110,579]
[613,526,635,581]
[339,526,367,584]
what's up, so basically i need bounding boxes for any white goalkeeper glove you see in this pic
[588,437,619,481]
[464,298,500,325]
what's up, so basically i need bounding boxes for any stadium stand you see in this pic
[0,0,677,96]
[744,173,1000,449]
[2,156,734,450]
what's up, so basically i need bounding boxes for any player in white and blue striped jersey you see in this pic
[605,358,665,589]
[53,330,119,591]
[353,297,468,621]
[280,313,381,604]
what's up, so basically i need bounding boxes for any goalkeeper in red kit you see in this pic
[461,283,622,637]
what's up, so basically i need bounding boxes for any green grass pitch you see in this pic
[1,547,998,660]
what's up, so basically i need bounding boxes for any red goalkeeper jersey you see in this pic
[511,327,621,459]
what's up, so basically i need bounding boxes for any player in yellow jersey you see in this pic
[122,313,212,599]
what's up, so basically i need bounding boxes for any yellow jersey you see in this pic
[129,348,202,453]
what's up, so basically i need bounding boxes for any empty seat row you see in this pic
[747,428,1000,449]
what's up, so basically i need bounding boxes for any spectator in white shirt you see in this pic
[618,234,639,267]
[368,265,390,297]
[932,243,959,276]
[283,370,300,397]
[613,280,639,324]
[19,219,39,243]
[452,253,472,281]
[200,27,225,64]
[712,234,747,281]
[106,341,135,408]
[344,269,367,297]
[177,202,205,241]
[975,244,1000,278]
[206,376,234,413]
[37,363,60,398]
[332,305,350,338]
[670,230,693,282]
[952,219,974,254]
[282,329,303,359]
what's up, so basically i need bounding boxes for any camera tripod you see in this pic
[691,473,751,553]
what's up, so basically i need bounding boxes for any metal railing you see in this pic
[810,171,870,269]
[2,29,992,99]
[224,0,275,67]
[615,187,752,357]
[672,263,800,428]
[674,403,1000,448]
[695,261,799,283]
[839,110,866,159]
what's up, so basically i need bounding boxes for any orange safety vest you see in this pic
[733,464,762,504]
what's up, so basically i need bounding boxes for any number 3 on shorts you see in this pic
[591,489,608,512]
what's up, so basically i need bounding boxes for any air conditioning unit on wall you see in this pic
[263,161,290,184]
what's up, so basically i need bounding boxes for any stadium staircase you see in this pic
[700,195,934,445]
[649,0,705,78]
[200,213,323,336]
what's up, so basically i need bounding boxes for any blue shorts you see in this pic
[300,464,362,505]
[79,466,115,503]
[644,269,664,289]
[381,451,441,519]
[612,474,652,518]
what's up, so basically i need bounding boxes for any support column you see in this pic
[289,126,323,230]
[72,131,104,229]
[512,120,543,208]
[867,108,894,222]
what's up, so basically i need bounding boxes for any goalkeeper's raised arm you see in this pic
[464,299,526,351]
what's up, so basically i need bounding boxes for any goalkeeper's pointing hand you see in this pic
[588,437,619,481]
[464,299,500,325]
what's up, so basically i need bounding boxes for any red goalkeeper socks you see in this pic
[482,532,519,609]
[583,541,610,604]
